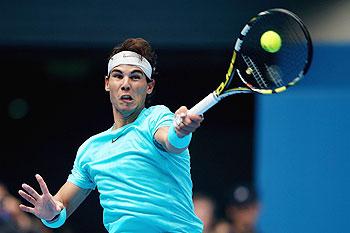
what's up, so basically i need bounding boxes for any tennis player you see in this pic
[18,38,204,233]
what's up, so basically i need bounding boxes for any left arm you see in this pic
[154,106,204,154]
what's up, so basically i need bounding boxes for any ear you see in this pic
[146,79,155,94]
[105,76,110,91]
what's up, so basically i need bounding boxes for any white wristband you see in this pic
[41,208,67,228]
[168,123,192,149]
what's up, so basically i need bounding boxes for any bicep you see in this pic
[54,181,92,218]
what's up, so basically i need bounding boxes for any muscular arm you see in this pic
[154,126,186,154]
[154,106,204,154]
[54,182,92,218]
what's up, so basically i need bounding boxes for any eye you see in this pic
[111,72,123,79]
[130,74,142,80]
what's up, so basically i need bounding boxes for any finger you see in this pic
[18,190,37,205]
[174,114,183,127]
[56,202,64,212]
[177,123,198,133]
[181,117,202,129]
[19,204,35,214]
[175,113,187,123]
[175,126,192,137]
[187,113,204,122]
[174,106,188,115]
[182,125,201,134]
[35,174,50,195]
[21,183,40,200]
[182,118,201,127]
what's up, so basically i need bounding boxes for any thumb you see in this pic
[56,202,64,212]
[175,106,188,116]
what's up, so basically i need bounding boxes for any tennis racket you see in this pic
[183,8,313,117]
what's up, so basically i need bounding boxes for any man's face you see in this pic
[105,64,154,117]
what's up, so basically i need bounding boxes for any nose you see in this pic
[121,76,131,91]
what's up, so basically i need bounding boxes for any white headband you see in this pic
[107,51,153,79]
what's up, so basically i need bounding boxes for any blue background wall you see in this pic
[256,44,350,233]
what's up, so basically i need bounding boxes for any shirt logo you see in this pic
[112,135,121,143]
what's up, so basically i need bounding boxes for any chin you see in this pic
[119,106,135,113]
[118,104,142,114]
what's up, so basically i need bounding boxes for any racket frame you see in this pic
[186,8,313,115]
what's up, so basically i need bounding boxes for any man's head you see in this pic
[107,38,157,81]
[226,183,260,233]
[105,38,156,117]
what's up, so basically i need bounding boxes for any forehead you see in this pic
[111,64,143,73]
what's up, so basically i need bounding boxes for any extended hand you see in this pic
[18,174,64,221]
[174,106,204,138]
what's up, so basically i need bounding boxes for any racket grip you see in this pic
[188,92,219,115]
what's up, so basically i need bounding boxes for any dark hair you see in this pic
[108,38,157,79]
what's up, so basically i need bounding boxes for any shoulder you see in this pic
[142,105,174,122]
[141,105,174,133]
[146,105,174,121]
[146,105,173,115]
[76,128,112,156]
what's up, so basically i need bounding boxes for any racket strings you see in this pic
[241,55,268,88]
[280,16,309,73]
[238,10,311,91]
[264,64,284,87]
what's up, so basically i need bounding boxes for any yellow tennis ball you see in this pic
[260,30,282,53]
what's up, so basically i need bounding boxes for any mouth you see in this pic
[120,94,134,102]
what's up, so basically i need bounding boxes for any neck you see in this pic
[112,106,144,130]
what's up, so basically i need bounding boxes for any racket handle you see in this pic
[188,92,220,115]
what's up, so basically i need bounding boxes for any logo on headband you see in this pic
[123,53,138,58]
[108,51,153,79]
